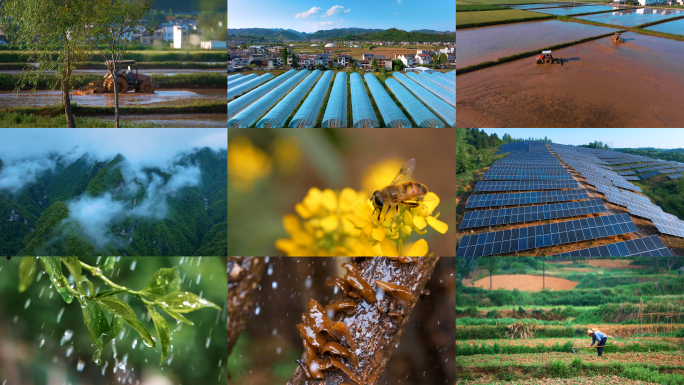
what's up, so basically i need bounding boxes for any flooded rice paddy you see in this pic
[505,3,583,10]
[530,4,620,15]
[0,89,226,108]
[575,8,684,27]
[456,32,684,128]
[92,113,226,128]
[456,20,617,68]
[644,17,684,35]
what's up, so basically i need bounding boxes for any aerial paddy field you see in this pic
[575,7,684,26]
[527,4,622,15]
[456,19,617,68]
[645,17,684,35]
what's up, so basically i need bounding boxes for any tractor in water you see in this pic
[75,60,157,95]
[612,32,623,43]
[535,50,561,65]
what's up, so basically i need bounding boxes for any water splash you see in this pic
[66,346,74,357]
[76,358,85,372]
[24,299,31,309]
[196,273,201,284]
[38,335,45,348]
[60,329,73,345]
[57,307,65,323]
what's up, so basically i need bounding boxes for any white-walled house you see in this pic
[397,54,415,67]
[416,54,433,65]
[200,40,226,49]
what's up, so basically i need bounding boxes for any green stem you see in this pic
[398,238,404,256]
[79,261,155,305]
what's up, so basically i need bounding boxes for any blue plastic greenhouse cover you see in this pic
[423,72,455,91]
[321,72,348,128]
[405,72,456,107]
[385,79,446,128]
[255,70,323,128]
[364,73,411,128]
[227,74,243,80]
[418,72,455,93]
[228,69,297,119]
[228,73,259,88]
[392,73,455,127]
[288,71,335,128]
[349,73,378,128]
[228,73,274,101]
[446,70,456,77]
[228,70,309,128]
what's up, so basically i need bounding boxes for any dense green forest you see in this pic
[150,0,224,12]
[0,148,227,256]
[581,140,611,150]
[616,148,684,163]
[330,28,456,42]
[634,176,684,221]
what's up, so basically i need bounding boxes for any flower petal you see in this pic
[283,214,302,234]
[354,201,374,219]
[371,226,386,242]
[303,187,323,213]
[423,192,440,212]
[322,189,338,212]
[380,238,398,256]
[426,216,449,234]
[339,187,360,212]
[320,215,339,232]
[406,239,428,256]
[295,202,312,219]
[413,215,427,230]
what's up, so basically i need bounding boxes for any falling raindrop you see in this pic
[267,265,273,276]
[197,256,202,266]
[101,361,108,376]
[272,281,278,289]
[76,358,85,372]
[305,276,312,289]
[39,287,45,298]
[131,339,138,349]
[56,307,65,323]
[112,339,118,359]
[130,260,137,270]
[61,330,73,345]
[205,336,211,348]
[255,306,261,315]
[196,273,201,284]
[38,335,45,348]
[276,347,282,354]
[12,316,18,323]
[272,328,278,336]
[24,299,31,309]
[66,346,74,357]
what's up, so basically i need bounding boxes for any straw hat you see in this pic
[587,329,593,335]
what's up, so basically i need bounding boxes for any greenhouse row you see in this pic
[227,68,456,128]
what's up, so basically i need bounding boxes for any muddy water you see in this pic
[506,3,580,10]
[92,113,226,128]
[0,89,226,108]
[456,32,684,127]
[456,20,616,68]
[0,69,224,75]
[645,17,684,35]
[530,4,620,15]
[576,8,684,27]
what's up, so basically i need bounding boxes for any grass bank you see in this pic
[0,62,226,70]
[0,112,165,128]
[1,102,226,117]
[457,11,554,29]
[0,51,226,63]
[0,72,226,91]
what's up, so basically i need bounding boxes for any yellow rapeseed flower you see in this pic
[272,136,302,176]
[345,191,448,256]
[275,187,383,256]
[228,136,272,192]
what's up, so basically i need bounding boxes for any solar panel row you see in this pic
[622,176,641,181]
[474,180,580,192]
[482,171,573,180]
[456,213,637,257]
[459,199,606,230]
[669,173,683,180]
[552,235,671,257]
[465,189,590,209]
[617,171,636,176]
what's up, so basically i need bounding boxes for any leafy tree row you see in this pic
[616,148,684,163]
[581,140,611,150]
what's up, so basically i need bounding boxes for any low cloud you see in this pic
[295,6,321,18]
[0,158,57,194]
[344,8,350,13]
[322,5,344,17]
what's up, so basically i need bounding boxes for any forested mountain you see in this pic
[228,28,303,40]
[330,28,456,42]
[150,0,224,12]
[228,27,455,42]
[0,148,227,256]
[307,28,383,39]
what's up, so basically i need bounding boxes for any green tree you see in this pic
[168,7,173,16]
[392,59,405,72]
[371,58,378,72]
[84,0,156,128]
[0,0,92,128]
[439,53,447,65]
[291,53,297,68]
[456,128,471,174]
[281,46,288,66]
[483,257,503,293]
[503,133,513,143]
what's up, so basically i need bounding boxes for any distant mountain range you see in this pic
[228,27,455,42]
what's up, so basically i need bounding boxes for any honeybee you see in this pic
[370,158,432,221]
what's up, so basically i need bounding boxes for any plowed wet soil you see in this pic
[467,274,579,291]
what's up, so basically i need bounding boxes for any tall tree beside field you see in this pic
[0,0,92,128]
[371,58,378,72]
[291,53,297,68]
[483,257,503,293]
[439,53,447,65]
[281,47,288,67]
[84,0,156,128]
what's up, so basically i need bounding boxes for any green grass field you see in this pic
[457,9,551,25]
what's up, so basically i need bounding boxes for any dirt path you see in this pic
[456,32,684,127]
[467,274,578,291]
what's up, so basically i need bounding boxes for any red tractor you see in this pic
[75,60,157,95]
[535,50,561,65]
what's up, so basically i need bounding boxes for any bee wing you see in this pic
[390,158,416,185]
[401,194,437,204]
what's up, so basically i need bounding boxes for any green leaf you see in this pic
[92,289,126,299]
[62,257,83,293]
[158,292,221,313]
[80,297,110,349]
[142,266,181,296]
[159,307,194,326]
[148,306,171,364]
[99,257,118,271]
[18,257,38,293]
[104,316,124,345]
[96,297,156,348]
[39,257,73,304]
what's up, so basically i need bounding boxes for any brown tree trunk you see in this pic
[111,58,120,128]
[228,257,266,357]
[61,73,76,128]
[287,257,439,385]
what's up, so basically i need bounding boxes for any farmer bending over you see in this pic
[587,329,607,358]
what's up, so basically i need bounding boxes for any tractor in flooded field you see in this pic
[535,50,561,65]
[612,32,623,43]
[75,60,158,95]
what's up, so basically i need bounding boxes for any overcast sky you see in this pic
[228,0,455,32]
[480,129,684,149]
[0,128,227,167]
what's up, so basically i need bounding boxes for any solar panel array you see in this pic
[482,171,573,180]
[465,190,590,209]
[622,176,641,181]
[669,173,683,180]
[552,235,672,257]
[637,165,673,173]
[460,199,607,230]
[457,214,638,257]
[474,180,580,192]
[617,171,636,176]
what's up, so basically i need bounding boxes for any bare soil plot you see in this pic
[465,374,660,384]
[456,32,684,128]
[461,351,684,366]
[467,274,579,291]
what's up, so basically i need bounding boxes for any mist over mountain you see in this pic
[0,148,227,256]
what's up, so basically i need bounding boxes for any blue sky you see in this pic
[228,0,455,32]
[480,129,684,149]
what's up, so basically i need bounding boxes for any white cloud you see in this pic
[344,8,350,13]
[397,0,402,4]
[322,5,344,17]
[311,20,337,30]
[295,6,321,18]
[394,12,399,15]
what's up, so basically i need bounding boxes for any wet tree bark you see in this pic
[287,257,440,385]
[228,257,266,358]
[61,73,76,128]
